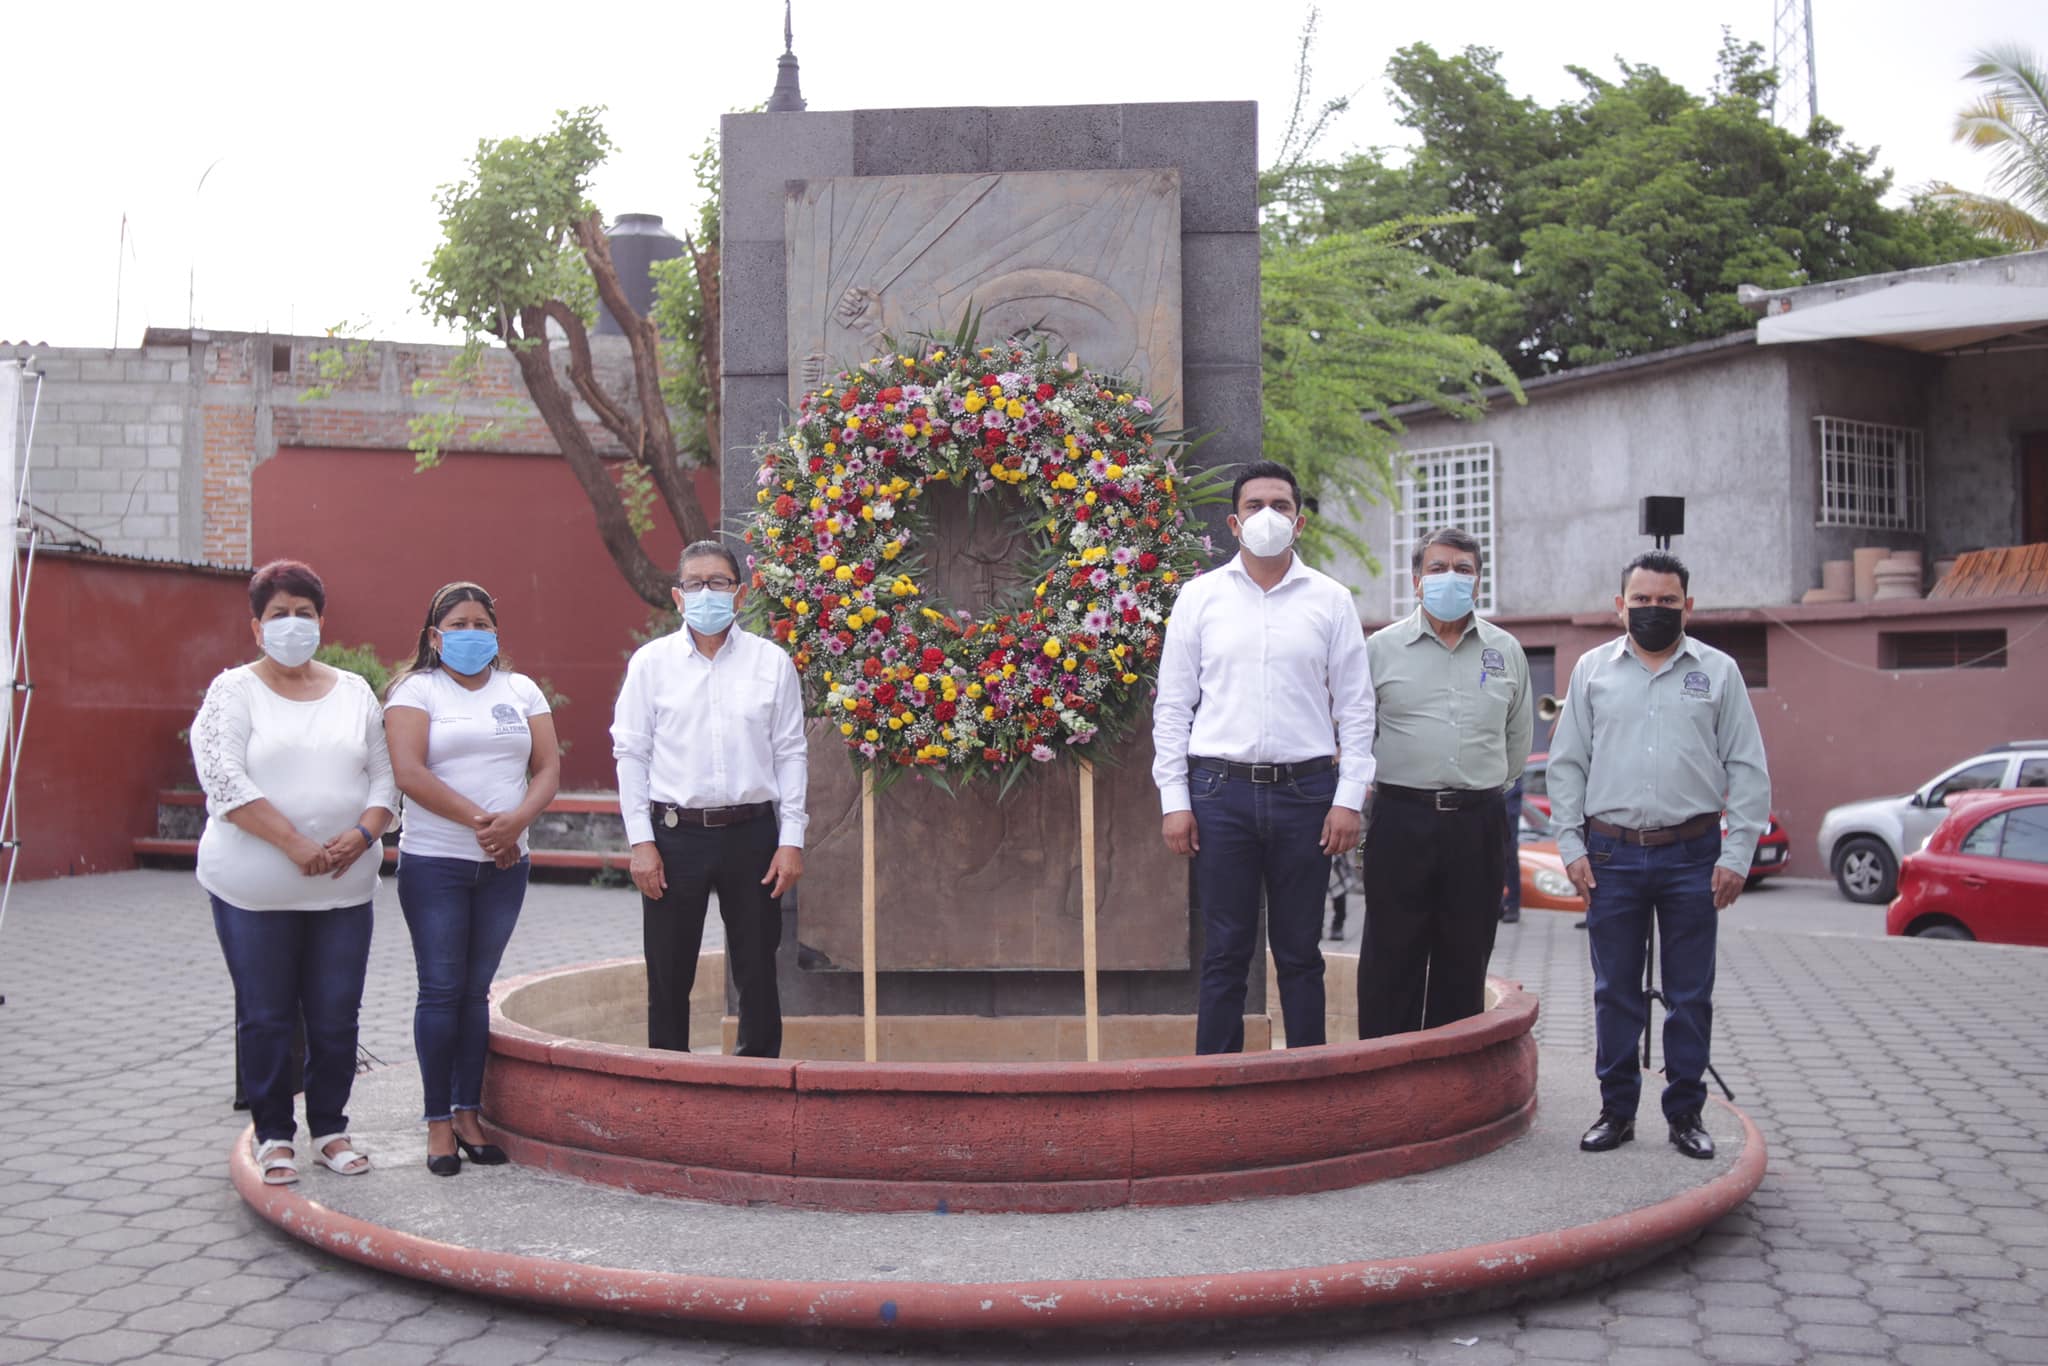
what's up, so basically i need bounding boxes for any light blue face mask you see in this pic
[1419,570,1477,621]
[682,588,737,635]
[437,628,498,676]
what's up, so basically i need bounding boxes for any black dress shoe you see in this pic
[426,1152,461,1177]
[1580,1111,1635,1152]
[1500,908,1520,923]
[456,1137,509,1166]
[1669,1112,1715,1160]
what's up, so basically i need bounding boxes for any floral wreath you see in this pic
[743,335,1218,788]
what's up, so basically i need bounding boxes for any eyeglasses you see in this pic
[679,577,739,594]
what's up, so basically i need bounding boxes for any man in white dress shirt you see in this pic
[611,541,808,1056]
[1152,461,1377,1053]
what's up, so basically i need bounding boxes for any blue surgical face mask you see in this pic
[682,588,737,635]
[437,628,498,676]
[1419,571,1477,621]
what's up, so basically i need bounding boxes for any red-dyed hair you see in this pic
[248,560,326,617]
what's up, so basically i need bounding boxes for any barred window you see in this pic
[1390,443,1496,617]
[1815,417,1925,531]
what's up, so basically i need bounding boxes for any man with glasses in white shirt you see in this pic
[611,540,808,1057]
[1153,461,1377,1054]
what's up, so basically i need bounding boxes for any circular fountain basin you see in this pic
[482,953,1539,1214]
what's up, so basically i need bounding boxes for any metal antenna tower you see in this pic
[1770,0,1819,131]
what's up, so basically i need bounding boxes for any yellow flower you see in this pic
[1004,399,1025,420]
[966,682,984,699]
[1114,564,1129,577]
[765,526,781,539]
[864,728,880,742]
[963,392,987,414]
[1043,638,1062,658]
[1162,571,1178,584]
[823,442,837,455]
[825,518,842,534]
[861,505,875,521]
[931,349,946,361]
[809,496,825,512]
[982,705,996,721]
[1121,672,1139,684]
[1062,657,1078,673]
[841,696,859,711]
[1055,471,1079,491]
[794,601,811,616]
[819,554,838,571]
[834,565,854,582]
[913,673,931,691]
[1002,663,1017,678]
[1084,491,1098,506]
[756,489,770,504]
[841,722,855,736]
[823,670,834,681]
[882,541,903,560]
[1106,464,1124,478]
[843,612,861,630]
[1081,545,1108,562]
[887,716,905,731]
[901,423,918,438]
[826,484,842,500]
[860,605,879,624]
[783,479,795,491]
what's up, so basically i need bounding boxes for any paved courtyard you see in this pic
[1,869,2044,1364]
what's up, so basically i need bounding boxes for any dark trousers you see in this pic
[397,853,529,1121]
[1189,763,1335,1053]
[1502,781,1524,916]
[1584,825,1719,1122]
[643,814,783,1057]
[1357,793,1508,1037]
[211,897,373,1143]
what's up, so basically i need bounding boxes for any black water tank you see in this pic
[596,213,685,336]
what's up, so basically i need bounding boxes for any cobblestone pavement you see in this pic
[2,869,2044,1364]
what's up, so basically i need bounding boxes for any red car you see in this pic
[1888,790,2048,945]
[1522,753,1790,887]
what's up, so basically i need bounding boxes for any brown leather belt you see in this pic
[1587,813,1718,847]
[651,801,775,830]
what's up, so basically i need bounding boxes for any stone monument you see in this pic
[720,100,1262,1054]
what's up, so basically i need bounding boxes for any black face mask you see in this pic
[1627,605,1684,653]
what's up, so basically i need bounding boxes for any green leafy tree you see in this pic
[1315,37,2004,377]
[1930,44,2048,247]
[1260,10,1522,566]
[415,108,714,607]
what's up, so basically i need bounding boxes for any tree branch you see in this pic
[573,212,712,546]
[508,306,674,607]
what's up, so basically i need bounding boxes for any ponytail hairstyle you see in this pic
[385,581,500,699]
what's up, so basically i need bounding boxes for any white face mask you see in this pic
[260,616,321,668]
[1236,506,1297,558]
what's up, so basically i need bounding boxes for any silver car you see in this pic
[1816,741,2048,903]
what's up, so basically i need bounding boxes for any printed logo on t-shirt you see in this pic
[1682,670,1712,699]
[1480,647,1506,679]
[491,702,528,735]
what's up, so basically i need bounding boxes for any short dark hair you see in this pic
[248,560,325,617]
[1621,549,1690,595]
[1231,460,1301,513]
[678,539,742,582]
[1411,527,1484,579]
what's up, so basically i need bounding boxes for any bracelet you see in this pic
[354,822,378,847]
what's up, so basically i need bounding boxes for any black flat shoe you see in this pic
[1669,1112,1715,1160]
[456,1137,509,1166]
[426,1152,461,1177]
[1580,1111,1635,1152]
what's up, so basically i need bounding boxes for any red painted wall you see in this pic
[1490,598,2048,863]
[253,446,709,789]
[15,551,249,879]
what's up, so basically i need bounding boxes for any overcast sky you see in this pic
[4,0,2031,349]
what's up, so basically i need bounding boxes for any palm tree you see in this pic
[1931,44,2048,248]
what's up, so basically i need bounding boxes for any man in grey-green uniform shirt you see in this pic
[1359,527,1533,1038]
[1548,550,1769,1161]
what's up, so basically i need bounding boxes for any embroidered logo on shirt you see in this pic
[1682,670,1712,699]
[491,702,528,735]
[1481,648,1505,674]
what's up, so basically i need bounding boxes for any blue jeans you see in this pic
[211,897,373,1144]
[1584,826,1720,1122]
[397,854,529,1122]
[1189,763,1335,1053]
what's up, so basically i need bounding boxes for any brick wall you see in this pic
[4,328,642,566]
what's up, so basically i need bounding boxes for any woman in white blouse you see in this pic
[192,560,397,1186]
[384,582,560,1176]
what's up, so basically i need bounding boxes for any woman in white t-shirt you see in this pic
[193,559,398,1187]
[384,581,560,1176]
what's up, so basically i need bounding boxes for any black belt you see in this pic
[1374,783,1502,812]
[1189,755,1337,783]
[651,801,774,829]
[1587,813,1718,847]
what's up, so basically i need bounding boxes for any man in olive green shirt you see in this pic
[1359,527,1533,1037]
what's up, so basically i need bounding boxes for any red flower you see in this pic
[983,747,1003,762]
[929,423,950,441]
[874,683,897,706]
[934,701,957,722]
[862,658,883,678]
[853,564,876,586]
[772,495,796,518]
[874,613,892,632]
[1035,383,1055,401]
[1122,608,1141,625]
[808,457,825,473]
[981,374,1000,387]
[1138,552,1159,571]
[983,428,1007,448]
[876,386,903,403]
[839,393,858,411]
[921,647,945,669]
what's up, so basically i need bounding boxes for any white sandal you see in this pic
[253,1138,299,1186]
[310,1133,370,1175]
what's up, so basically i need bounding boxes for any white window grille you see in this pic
[1390,443,1496,617]
[1815,417,1924,531]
